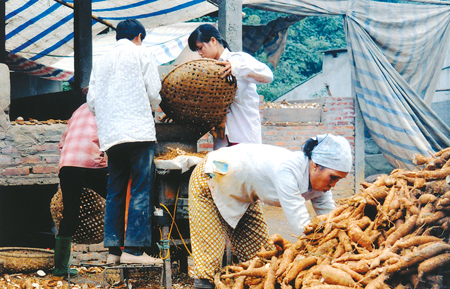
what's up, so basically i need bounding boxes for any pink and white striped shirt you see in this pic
[58,103,107,171]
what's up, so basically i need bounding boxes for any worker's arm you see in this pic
[310,190,336,216]
[218,52,273,84]
[274,169,311,235]
[141,50,162,112]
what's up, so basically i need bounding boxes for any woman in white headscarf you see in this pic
[188,133,352,288]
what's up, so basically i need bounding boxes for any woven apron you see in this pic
[188,159,273,281]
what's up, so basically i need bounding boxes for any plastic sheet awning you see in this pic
[249,0,450,168]
[4,0,263,80]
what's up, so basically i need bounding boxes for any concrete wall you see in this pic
[281,50,351,101]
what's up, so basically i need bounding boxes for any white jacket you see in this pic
[87,39,162,151]
[203,144,336,235]
[219,49,273,144]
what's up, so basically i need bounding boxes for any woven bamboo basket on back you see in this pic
[159,59,237,128]
[50,187,105,244]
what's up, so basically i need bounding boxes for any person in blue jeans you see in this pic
[87,19,162,265]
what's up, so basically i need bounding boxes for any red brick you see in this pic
[1,147,19,154]
[35,143,59,152]
[3,167,30,176]
[274,141,286,146]
[45,156,60,164]
[290,146,302,151]
[198,143,213,149]
[264,131,277,135]
[0,156,12,166]
[32,166,58,174]
[16,155,41,164]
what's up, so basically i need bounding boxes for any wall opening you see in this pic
[0,184,58,248]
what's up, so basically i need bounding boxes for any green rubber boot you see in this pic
[52,236,78,280]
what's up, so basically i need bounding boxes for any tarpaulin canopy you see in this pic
[5,0,294,80]
[250,0,450,169]
[5,0,221,80]
[50,22,205,75]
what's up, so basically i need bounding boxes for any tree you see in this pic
[244,9,346,101]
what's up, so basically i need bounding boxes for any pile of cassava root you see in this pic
[215,147,450,289]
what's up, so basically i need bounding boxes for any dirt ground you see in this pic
[261,201,315,244]
[0,203,302,288]
[0,265,194,289]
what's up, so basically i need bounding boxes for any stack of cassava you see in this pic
[215,148,450,289]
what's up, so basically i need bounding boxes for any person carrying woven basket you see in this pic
[87,19,163,265]
[188,134,352,288]
[188,24,273,149]
[55,94,108,280]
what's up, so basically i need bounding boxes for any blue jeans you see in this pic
[104,141,155,248]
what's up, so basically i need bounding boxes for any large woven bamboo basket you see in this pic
[50,187,105,244]
[159,59,237,127]
[0,247,54,273]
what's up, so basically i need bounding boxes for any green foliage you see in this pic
[248,11,346,101]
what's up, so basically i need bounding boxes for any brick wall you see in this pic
[0,124,65,186]
[262,96,356,198]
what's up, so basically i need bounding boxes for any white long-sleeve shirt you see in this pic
[219,49,273,144]
[203,144,336,235]
[87,39,162,151]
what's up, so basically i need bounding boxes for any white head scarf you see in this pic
[310,134,352,172]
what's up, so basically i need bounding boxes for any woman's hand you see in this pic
[217,60,232,78]
[160,114,173,123]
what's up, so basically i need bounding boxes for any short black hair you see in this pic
[188,24,230,51]
[116,19,146,41]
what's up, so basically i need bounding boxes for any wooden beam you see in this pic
[54,0,115,30]
[73,0,92,90]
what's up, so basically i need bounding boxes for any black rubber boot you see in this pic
[193,278,214,289]
[52,236,78,280]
